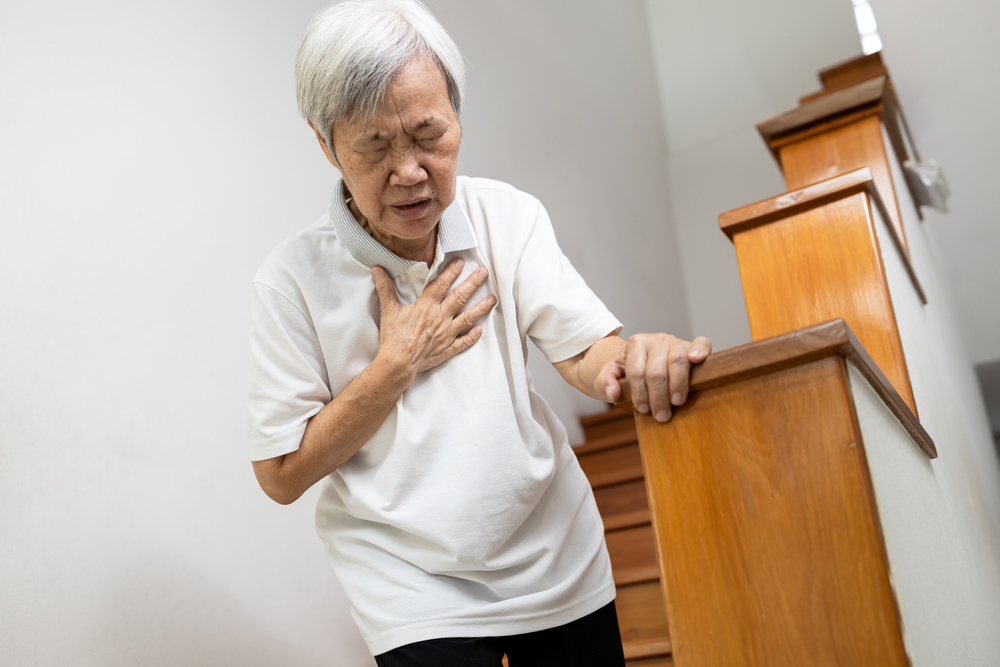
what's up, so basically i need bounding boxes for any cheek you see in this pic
[344,168,386,206]
[428,151,459,181]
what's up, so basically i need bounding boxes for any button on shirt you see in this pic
[248,176,622,654]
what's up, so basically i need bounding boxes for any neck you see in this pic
[347,196,437,265]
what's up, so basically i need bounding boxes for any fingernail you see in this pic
[655,410,670,422]
[672,393,682,405]
[637,403,649,414]
[477,268,487,278]
[371,267,381,277]
[487,296,496,305]
[691,349,704,359]
[454,259,464,268]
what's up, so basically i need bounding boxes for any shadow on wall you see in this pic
[92,551,373,667]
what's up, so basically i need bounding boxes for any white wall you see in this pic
[642,0,864,350]
[866,133,1000,662]
[0,1,686,664]
[0,1,373,664]
[851,361,1000,665]
[871,0,1000,365]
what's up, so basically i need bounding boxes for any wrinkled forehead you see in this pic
[339,56,455,137]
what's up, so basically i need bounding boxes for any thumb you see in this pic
[596,358,625,402]
[371,267,399,314]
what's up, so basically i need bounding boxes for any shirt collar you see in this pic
[327,179,476,278]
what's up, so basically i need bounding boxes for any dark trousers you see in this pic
[373,601,627,667]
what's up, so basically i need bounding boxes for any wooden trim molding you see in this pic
[758,75,909,167]
[718,167,926,304]
[617,319,936,458]
[756,67,925,230]
[757,76,888,154]
[800,52,889,104]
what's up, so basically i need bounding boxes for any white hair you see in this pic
[295,0,466,152]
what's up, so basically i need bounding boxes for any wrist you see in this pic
[370,350,417,392]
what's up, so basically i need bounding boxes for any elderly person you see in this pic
[248,1,711,665]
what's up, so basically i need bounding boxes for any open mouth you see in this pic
[391,198,432,218]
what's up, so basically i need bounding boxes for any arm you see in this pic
[252,258,495,505]
[554,332,712,423]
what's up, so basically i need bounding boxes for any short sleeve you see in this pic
[512,199,622,363]
[247,281,332,461]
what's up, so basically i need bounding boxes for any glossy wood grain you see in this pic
[719,168,925,304]
[637,357,909,667]
[778,113,907,252]
[730,190,917,414]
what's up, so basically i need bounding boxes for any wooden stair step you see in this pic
[616,580,670,645]
[603,508,650,531]
[577,409,668,667]
[622,638,672,661]
[587,466,644,489]
[613,565,661,587]
[579,444,644,489]
[579,406,633,428]
[594,480,649,524]
[626,655,673,667]
[580,407,636,441]
[572,428,639,456]
[607,524,658,581]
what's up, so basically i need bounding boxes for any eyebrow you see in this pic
[358,118,445,144]
[407,118,443,133]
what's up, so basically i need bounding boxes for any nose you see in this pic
[389,149,428,187]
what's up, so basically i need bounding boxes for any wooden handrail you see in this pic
[618,319,935,458]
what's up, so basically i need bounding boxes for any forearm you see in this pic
[554,333,626,401]
[252,355,414,505]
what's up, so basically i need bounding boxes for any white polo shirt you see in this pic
[248,176,622,654]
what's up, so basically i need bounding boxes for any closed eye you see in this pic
[418,134,444,142]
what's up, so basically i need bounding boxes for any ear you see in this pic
[307,119,342,172]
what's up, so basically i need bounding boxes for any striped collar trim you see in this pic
[328,180,476,278]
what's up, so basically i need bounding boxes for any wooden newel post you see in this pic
[718,167,924,415]
[624,320,934,667]
[755,53,923,253]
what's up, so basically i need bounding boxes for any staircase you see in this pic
[574,408,672,667]
[565,51,1000,667]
